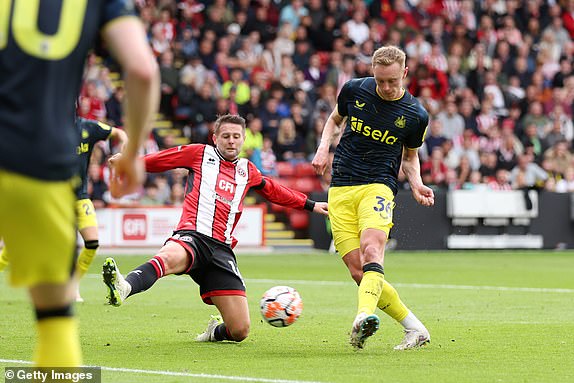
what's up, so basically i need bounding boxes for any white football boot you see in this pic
[196,315,223,342]
[394,328,431,350]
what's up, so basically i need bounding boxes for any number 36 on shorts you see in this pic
[373,196,395,220]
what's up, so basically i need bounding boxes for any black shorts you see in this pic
[167,230,246,305]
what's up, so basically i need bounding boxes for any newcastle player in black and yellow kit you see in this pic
[0,117,127,301]
[312,46,435,350]
[0,0,159,366]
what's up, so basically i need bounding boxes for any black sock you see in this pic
[125,262,161,297]
[363,262,384,274]
[214,323,231,341]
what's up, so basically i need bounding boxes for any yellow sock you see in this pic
[76,247,97,279]
[377,280,409,322]
[35,317,82,367]
[357,270,385,316]
[0,246,10,272]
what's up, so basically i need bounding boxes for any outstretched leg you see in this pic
[103,241,190,306]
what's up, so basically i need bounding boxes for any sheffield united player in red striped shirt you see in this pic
[102,114,328,343]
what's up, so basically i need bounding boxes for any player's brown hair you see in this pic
[372,46,406,68]
[214,114,246,135]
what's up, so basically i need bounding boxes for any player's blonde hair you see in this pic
[372,46,406,68]
[214,114,246,135]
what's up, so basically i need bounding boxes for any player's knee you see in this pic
[155,252,185,274]
[229,322,250,342]
[84,240,99,250]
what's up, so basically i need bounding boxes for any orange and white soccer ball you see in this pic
[260,286,303,327]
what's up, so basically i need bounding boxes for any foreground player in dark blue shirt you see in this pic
[0,0,158,366]
[0,117,127,302]
[312,46,434,350]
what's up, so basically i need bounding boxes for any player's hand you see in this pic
[108,152,123,167]
[412,184,435,207]
[313,201,329,216]
[108,152,145,198]
[312,149,329,175]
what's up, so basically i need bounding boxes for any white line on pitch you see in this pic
[0,359,326,383]
[83,274,574,293]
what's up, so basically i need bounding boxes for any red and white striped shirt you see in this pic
[145,144,310,247]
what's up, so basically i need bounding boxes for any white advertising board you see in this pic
[92,206,265,248]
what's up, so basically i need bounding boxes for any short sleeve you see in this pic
[336,81,353,118]
[405,108,429,149]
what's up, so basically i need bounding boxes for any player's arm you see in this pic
[252,177,328,216]
[109,145,200,174]
[101,16,160,197]
[143,145,199,173]
[109,127,128,152]
[401,147,434,207]
[312,106,345,175]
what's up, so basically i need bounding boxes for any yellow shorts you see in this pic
[76,199,97,231]
[328,183,395,257]
[0,169,76,287]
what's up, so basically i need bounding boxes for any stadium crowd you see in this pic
[80,0,574,208]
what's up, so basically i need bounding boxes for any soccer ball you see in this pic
[260,286,303,327]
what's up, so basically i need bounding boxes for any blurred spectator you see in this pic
[521,123,545,161]
[290,102,310,137]
[520,101,552,139]
[421,147,449,188]
[159,50,179,118]
[462,170,487,190]
[105,86,124,127]
[303,54,326,89]
[510,153,548,189]
[191,82,218,126]
[478,151,498,182]
[406,32,432,64]
[551,56,573,88]
[326,54,355,95]
[79,79,106,121]
[240,117,264,170]
[544,140,574,176]
[87,163,108,208]
[451,129,481,170]
[140,180,164,206]
[423,119,448,159]
[260,97,282,141]
[274,118,306,163]
[175,28,199,62]
[455,155,473,189]
[409,63,448,100]
[487,169,513,191]
[260,136,278,177]
[555,166,574,193]
[221,68,251,105]
[293,39,313,72]
[310,14,338,52]
[496,133,520,171]
[436,99,465,140]
[279,0,309,29]
[345,9,370,46]
[169,183,186,207]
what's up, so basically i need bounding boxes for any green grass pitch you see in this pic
[1,250,573,383]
